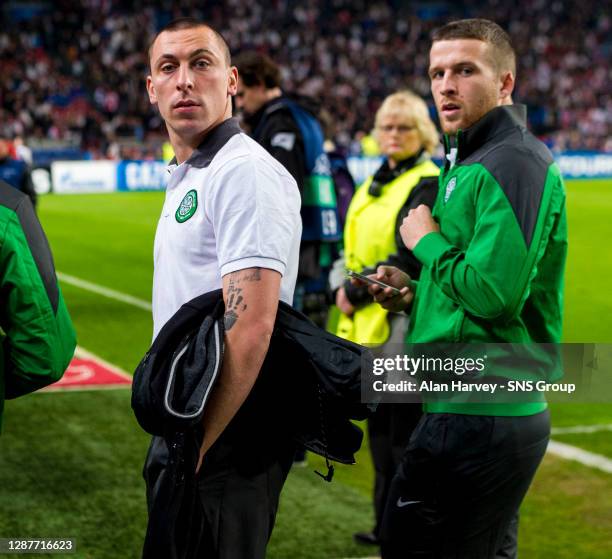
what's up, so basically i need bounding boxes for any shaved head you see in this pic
[148,18,231,68]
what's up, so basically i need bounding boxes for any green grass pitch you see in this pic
[0,179,610,558]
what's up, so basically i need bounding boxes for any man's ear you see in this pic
[499,71,515,104]
[228,66,238,96]
[146,75,157,105]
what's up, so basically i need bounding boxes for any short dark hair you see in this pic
[233,51,282,89]
[148,17,231,67]
[431,19,516,76]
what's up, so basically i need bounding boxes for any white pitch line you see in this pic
[57,271,152,312]
[74,345,133,380]
[547,440,612,474]
[552,424,612,435]
[39,345,132,393]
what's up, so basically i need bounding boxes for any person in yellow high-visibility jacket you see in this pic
[332,90,440,547]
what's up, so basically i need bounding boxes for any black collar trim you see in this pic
[190,118,242,168]
[168,118,242,169]
[444,105,527,162]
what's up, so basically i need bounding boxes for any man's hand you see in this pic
[352,265,414,313]
[400,204,439,251]
[336,287,355,316]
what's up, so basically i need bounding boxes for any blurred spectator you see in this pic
[13,136,33,165]
[319,109,356,229]
[234,50,341,330]
[0,137,36,207]
[330,91,439,546]
[0,1,609,158]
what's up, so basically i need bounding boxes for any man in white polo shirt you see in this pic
[146,17,301,558]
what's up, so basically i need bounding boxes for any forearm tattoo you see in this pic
[223,268,262,331]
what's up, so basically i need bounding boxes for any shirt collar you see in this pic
[166,117,243,172]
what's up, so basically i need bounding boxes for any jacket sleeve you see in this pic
[342,272,373,306]
[260,113,306,196]
[1,196,76,397]
[383,176,439,279]
[412,168,561,322]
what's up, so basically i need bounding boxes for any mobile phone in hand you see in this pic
[346,269,402,296]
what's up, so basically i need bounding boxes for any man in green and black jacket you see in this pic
[0,180,76,432]
[364,19,567,559]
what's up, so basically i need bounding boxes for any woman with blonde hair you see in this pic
[332,90,440,547]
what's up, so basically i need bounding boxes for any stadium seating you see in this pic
[0,1,609,158]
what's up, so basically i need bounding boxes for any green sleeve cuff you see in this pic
[413,232,452,268]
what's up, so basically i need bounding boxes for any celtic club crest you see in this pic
[175,189,198,223]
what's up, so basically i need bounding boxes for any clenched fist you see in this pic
[400,204,439,251]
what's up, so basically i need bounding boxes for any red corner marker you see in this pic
[43,346,132,391]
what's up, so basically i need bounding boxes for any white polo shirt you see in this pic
[152,118,302,339]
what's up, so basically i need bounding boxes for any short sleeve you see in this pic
[207,155,301,277]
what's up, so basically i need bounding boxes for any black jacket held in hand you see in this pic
[132,289,374,559]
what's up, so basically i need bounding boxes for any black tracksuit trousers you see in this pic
[380,410,550,559]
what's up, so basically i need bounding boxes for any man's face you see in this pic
[429,39,510,135]
[147,27,237,144]
[235,78,268,116]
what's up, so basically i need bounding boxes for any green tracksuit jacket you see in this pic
[0,181,76,431]
[407,105,567,416]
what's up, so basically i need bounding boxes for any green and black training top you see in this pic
[408,105,568,416]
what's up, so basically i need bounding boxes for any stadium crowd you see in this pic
[0,0,609,159]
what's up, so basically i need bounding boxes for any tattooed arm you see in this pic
[196,267,281,472]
